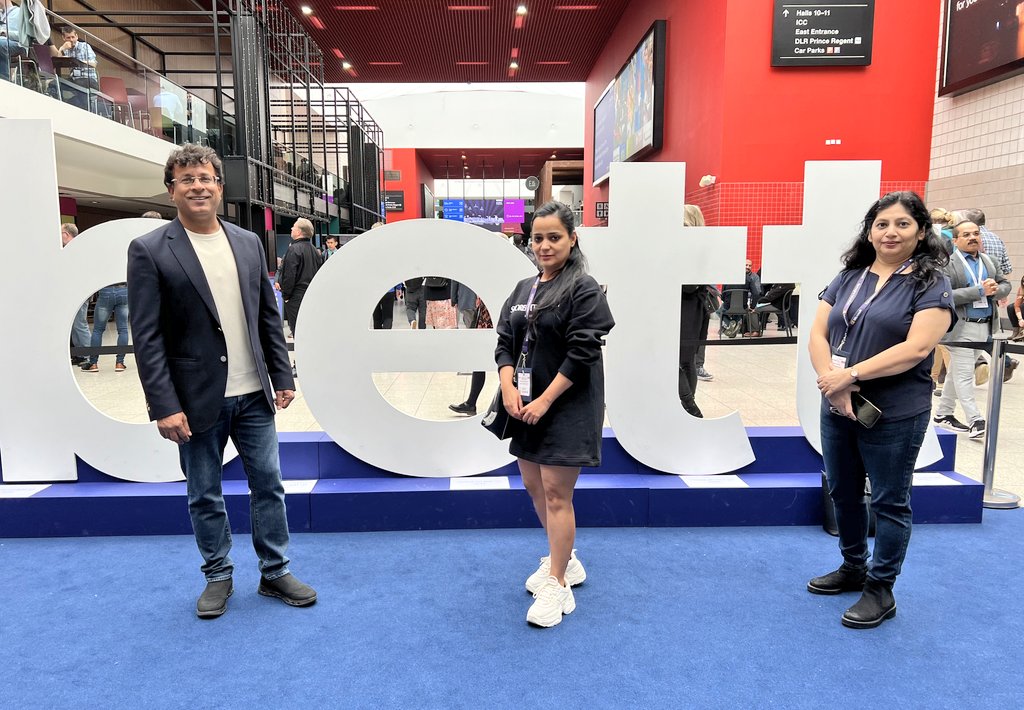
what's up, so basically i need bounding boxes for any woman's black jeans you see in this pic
[820,409,929,585]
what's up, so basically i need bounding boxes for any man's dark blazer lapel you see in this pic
[166,218,221,324]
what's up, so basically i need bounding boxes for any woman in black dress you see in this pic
[495,201,614,627]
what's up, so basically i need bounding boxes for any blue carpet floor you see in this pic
[2,511,1022,709]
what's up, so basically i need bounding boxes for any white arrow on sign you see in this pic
[783,9,789,17]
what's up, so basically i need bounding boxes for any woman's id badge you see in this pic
[831,350,848,369]
[516,367,532,402]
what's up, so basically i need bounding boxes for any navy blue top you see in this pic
[820,269,955,422]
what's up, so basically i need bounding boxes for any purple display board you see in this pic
[503,199,525,222]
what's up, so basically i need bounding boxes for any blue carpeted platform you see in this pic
[0,427,982,536]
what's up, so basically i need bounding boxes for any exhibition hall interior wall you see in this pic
[927,73,1024,271]
[584,0,941,264]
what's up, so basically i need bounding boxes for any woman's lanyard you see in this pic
[519,276,542,361]
[515,277,542,402]
[837,259,912,351]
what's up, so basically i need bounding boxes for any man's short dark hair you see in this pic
[60,26,77,36]
[164,143,223,187]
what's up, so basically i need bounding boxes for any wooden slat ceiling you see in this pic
[416,147,584,181]
[281,1,631,83]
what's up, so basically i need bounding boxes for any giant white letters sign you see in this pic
[0,119,943,484]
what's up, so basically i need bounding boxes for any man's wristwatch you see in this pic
[849,369,860,382]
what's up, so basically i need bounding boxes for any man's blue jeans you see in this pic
[178,392,290,582]
[820,409,929,585]
[88,286,129,365]
[72,301,91,348]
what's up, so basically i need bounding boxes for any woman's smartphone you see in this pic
[851,392,882,429]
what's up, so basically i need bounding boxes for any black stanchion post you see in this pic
[982,337,1020,509]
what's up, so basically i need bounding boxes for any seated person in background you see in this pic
[719,259,762,337]
[755,282,795,330]
[0,0,29,84]
[58,26,101,111]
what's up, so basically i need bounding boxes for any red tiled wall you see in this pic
[686,180,928,267]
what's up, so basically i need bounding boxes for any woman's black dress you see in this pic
[495,273,615,467]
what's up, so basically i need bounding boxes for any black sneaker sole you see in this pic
[807,581,864,595]
[196,587,232,618]
[841,605,896,629]
[258,586,317,607]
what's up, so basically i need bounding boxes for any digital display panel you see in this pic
[940,0,1024,95]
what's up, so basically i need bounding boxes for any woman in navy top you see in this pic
[808,191,954,629]
[494,201,614,628]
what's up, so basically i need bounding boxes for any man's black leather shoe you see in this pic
[196,579,233,618]
[258,573,317,607]
[841,579,896,629]
[448,402,477,416]
[807,562,867,595]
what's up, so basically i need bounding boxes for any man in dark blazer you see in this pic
[128,144,316,618]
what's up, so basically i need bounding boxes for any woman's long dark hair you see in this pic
[841,191,949,289]
[528,201,589,331]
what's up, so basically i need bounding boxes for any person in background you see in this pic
[58,26,101,112]
[61,223,91,366]
[495,201,614,628]
[322,235,338,260]
[1008,274,1024,342]
[279,217,323,346]
[683,205,715,384]
[449,282,493,416]
[677,205,712,415]
[142,211,163,219]
[810,191,954,630]
[0,0,29,84]
[128,143,314,618]
[933,220,1011,439]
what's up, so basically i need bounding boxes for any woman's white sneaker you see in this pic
[525,549,587,594]
[526,576,576,627]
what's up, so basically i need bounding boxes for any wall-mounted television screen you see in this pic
[593,19,666,186]
[939,0,1024,96]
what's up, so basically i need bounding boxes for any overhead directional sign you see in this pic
[771,1,875,67]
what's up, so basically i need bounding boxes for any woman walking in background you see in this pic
[494,201,614,627]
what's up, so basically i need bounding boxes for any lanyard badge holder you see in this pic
[955,250,990,310]
[833,260,913,367]
[515,277,541,403]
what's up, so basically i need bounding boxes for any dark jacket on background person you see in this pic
[280,237,323,300]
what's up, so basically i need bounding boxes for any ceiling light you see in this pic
[342,61,353,70]
[555,4,600,9]
[301,5,313,15]
[368,61,402,66]
[516,4,528,14]
[509,61,519,70]
[461,154,466,159]
[448,4,490,9]
[331,48,345,59]
[551,153,557,159]
[310,16,325,29]
[456,61,488,65]
[334,5,380,9]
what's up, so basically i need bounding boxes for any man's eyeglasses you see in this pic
[170,176,221,187]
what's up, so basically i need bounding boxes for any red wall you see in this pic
[584,0,727,225]
[584,0,941,264]
[382,148,435,222]
[719,1,939,183]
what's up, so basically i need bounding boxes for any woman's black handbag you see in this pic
[481,389,517,440]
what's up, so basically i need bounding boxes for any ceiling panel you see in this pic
[282,1,631,83]
[415,147,583,181]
